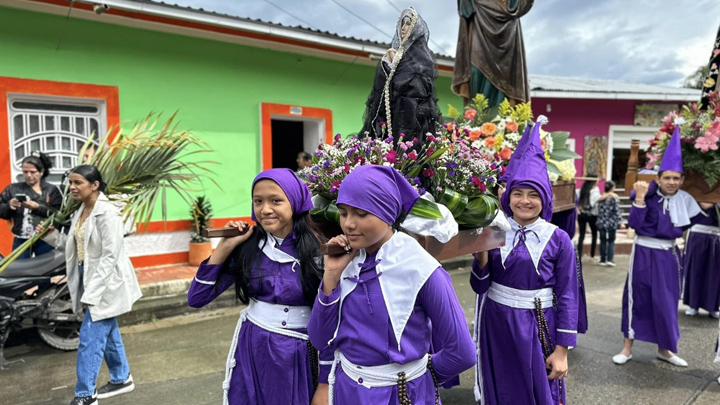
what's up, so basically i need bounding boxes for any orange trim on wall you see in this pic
[135,217,253,233]
[0,77,119,255]
[23,0,455,72]
[260,103,333,171]
[130,251,189,269]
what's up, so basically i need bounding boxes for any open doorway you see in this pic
[271,119,304,170]
[260,103,333,171]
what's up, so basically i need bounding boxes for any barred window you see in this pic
[8,96,105,184]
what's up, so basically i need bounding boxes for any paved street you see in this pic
[2,256,720,405]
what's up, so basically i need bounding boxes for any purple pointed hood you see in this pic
[500,117,553,221]
[250,168,314,221]
[499,121,534,184]
[659,124,684,173]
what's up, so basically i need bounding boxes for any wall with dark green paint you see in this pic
[0,6,463,220]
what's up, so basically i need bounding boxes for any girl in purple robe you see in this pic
[187,169,329,405]
[472,119,578,405]
[612,126,713,367]
[308,165,476,405]
[683,204,720,319]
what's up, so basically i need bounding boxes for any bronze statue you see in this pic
[453,0,534,107]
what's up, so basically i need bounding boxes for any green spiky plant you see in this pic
[189,195,213,243]
[0,112,217,274]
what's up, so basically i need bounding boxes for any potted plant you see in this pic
[189,195,213,266]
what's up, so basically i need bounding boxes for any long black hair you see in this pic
[22,151,53,179]
[221,213,323,306]
[578,174,598,210]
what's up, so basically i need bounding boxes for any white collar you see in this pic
[330,232,440,351]
[500,217,557,274]
[655,189,701,228]
[260,234,300,272]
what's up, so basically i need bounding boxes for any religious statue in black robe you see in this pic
[360,7,441,145]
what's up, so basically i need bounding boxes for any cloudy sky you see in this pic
[170,0,719,87]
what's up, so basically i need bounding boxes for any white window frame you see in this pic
[7,94,107,183]
[606,125,657,181]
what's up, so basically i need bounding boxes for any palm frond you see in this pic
[0,113,217,274]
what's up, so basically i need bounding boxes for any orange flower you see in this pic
[480,122,497,137]
[499,147,513,161]
[506,121,518,133]
[484,137,496,149]
[541,139,547,150]
[469,128,482,141]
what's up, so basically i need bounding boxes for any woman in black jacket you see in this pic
[0,152,62,258]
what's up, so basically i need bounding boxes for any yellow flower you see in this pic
[447,104,460,119]
[494,134,504,152]
[551,159,577,181]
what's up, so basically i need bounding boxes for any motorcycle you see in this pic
[0,249,83,369]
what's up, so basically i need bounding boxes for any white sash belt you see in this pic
[689,224,720,236]
[222,300,311,405]
[328,350,428,404]
[634,235,675,250]
[487,282,554,310]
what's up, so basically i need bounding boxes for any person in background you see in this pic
[0,151,62,258]
[683,203,720,318]
[40,164,142,405]
[596,180,623,267]
[576,175,601,262]
[612,127,714,368]
[296,151,312,173]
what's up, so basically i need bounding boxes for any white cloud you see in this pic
[170,0,720,86]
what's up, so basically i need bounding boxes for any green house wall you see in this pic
[0,6,463,220]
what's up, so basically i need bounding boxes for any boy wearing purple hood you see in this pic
[613,124,714,367]
[187,169,331,405]
[308,165,476,405]
[471,118,578,405]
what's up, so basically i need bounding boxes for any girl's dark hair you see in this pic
[222,213,323,306]
[578,174,598,210]
[604,180,616,192]
[22,152,53,179]
[69,164,106,192]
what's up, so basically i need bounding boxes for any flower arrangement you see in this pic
[646,91,720,187]
[299,127,500,228]
[445,94,579,180]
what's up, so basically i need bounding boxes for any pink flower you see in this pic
[399,142,408,151]
[426,147,435,157]
[385,150,397,163]
[422,168,435,177]
[645,153,660,169]
[694,136,718,152]
[472,177,487,192]
[464,109,477,121]
[408,150,418,162]
[343,165,351,173]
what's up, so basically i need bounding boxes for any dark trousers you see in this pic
[12,237,54,259]
[577,213,598,258]
[599,229,616,263]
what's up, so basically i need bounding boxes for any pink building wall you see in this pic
[531,97,682,187]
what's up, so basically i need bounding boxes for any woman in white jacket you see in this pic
[42,165,142,405]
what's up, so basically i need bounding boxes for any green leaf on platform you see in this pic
[409,198,444,220]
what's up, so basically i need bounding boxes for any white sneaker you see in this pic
[612,353,632,365]
[599,262,608,266]
[607,261,616,267]
[592,257,600,263]
[685,308,698,316]
[711,311,720,319]
[656,353,688,367]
